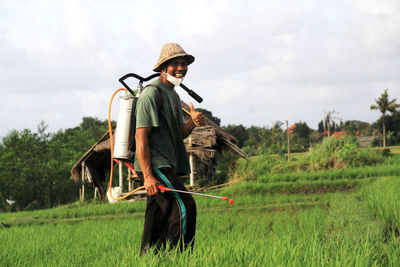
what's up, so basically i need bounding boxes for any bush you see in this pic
[272,157,308,173]
[247,137,384,176]
[228,136,388,184]
[214,150,239,185]
[233,154,282,181]
[306,136,383,170]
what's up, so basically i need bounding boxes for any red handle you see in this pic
[158,185,170,192]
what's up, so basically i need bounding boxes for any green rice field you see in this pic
[1,155,400,266]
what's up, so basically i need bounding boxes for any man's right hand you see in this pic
[144,175,159,196]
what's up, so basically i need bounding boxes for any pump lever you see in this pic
[118,72,203,103]
[119,73,161,95]
[119,73,160,83]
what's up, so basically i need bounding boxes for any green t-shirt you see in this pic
[134,79,190,175]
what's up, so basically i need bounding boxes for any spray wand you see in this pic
[158,185,235,204]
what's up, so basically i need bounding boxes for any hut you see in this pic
[70,130,114,200]
[70,101,246,200]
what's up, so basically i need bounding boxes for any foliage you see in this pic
[306,136,383,170]
[293,121,311,139]
[222,124,249,148]
[214,150,239,185]
[0,117,110,211]
[318,120,324,133]
[361,176,400,230]
[373,112,400,145]
[240,123,287,156]
[2,129,400,265]
[259,162,400,183]
[233,154,282,181]
[370,89,400,147]
[342,120,372,136]
[1,100,398,214]
[234,137,385,180]
[224,179,360,195]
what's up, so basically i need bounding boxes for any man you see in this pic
[134,43,205,253]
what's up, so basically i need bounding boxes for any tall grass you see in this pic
[0,199,146,224]
[1,191,397,266]
[233,149,399,184]
[2,182,400,264]
[233,154,281,180]
[361,176,400,230]
[258,163,400,183]
[223,179,362,195]
[1,139,400,265]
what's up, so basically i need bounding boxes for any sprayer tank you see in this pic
[113,95,136,160]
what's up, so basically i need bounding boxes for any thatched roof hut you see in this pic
[70,128,116,198]
[70,102,246,198]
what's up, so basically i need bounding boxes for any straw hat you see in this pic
[153,43,195,72]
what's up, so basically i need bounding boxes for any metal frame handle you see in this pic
[119,73,203,103]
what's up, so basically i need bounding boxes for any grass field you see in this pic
[1,155,400,266]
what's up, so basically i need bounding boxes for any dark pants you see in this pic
[138,168,196,253]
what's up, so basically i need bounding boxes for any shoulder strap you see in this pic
[144,84,163,111]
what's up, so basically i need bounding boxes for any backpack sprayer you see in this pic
[107,73,234,205]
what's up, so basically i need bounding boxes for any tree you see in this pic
[223,124,249,148]
[370,89,400,147]
[294,121,311,139]
[343,120,371,136]
[373,111,400,145]
[318,120,325,133]
[243,126,263,148]
[0,117,110,211]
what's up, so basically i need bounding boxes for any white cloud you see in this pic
[1,0,400,137]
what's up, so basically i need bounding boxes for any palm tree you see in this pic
[370,89,400,147]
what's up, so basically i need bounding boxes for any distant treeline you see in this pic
[222,112,400,156]
[0,117,110,211]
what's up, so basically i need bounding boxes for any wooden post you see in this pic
[189,136,194,186]
[119,161,123,191]
[81,162,85,201]
[128,167,132,192]
[326,118,330,137]
[286,120,291,161]
[189,154,194,187]
[94,187,99,199]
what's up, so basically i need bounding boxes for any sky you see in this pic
[1,0,400,137]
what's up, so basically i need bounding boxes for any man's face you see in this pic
[165,57,188,78]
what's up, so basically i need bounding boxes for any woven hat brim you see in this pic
[153,54,195,72]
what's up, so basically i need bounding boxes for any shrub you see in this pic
[251,137,384,175]
[229,137,388,183]
[232,154,281,181]
[307,136,383,170]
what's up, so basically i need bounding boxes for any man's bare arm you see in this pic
[135,127,159,196]
[182,119,197,138]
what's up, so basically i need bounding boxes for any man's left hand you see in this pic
[189,102,205,126]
